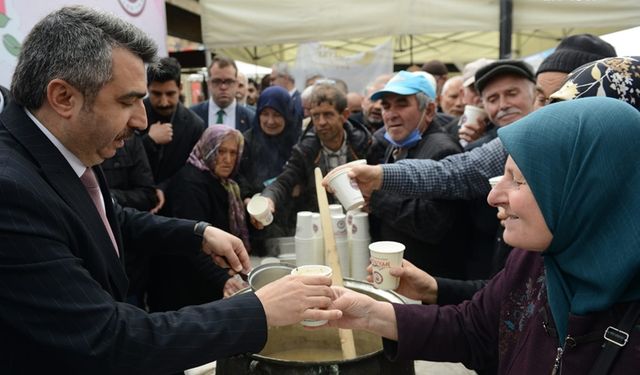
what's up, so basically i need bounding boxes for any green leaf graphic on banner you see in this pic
[3,34,20,56]
[0,13,9,28]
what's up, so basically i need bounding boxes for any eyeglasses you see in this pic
[210,78,237,87]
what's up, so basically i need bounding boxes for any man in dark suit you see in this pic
[190,56,254,132]
[0,6,338,374]
[271,61,304,126]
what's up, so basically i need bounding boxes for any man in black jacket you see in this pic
[139,57,205,194]
[259,82,371,234]
[366,71,468,278]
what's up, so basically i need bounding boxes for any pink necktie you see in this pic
[81,168,119,256]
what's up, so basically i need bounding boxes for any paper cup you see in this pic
[489,175,502,188]
[329,204,344,216]
[350,238,371,281]
[295,211,314,239]
[326,168,365,211]
[369,241,405,290]
[460,105,487,129]
[247,195,273,226]
[350,212,370,240]
[290,265,333,327]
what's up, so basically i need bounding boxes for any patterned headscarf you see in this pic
[498,97,640,344]
[550,56,640,110]
[187,126,250,251]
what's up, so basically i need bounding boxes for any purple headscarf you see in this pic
[187,126,250,251]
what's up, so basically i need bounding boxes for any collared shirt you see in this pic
[381,137,507,200]
[0,89,5,113]
[320,130,348,170]
[208,97,237,129]
[25,109,106,212]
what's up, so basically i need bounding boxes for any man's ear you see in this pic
[424,101,437,121]
[46,79,82,119]
[341,108,351,122]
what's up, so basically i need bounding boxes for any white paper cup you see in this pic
[350,212,370,240]
[326,168,365,211]
[295,211,314,239]
[295,237,318,266]
[290,265,333,327]
[460,105,487,129]
[329,204,344,216]
[311,213,323,239]
[369,241,405,290]
[247,195,274,226]
[350,238,371,281]
[489,175,502,188]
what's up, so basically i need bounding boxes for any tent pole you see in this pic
[499,0,513,59]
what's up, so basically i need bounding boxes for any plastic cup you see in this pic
[247,195,273,226]
[369,241,405,290]
[290,265,333,326]
[326,168,365,211]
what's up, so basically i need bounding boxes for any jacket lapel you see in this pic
[1,103,129,297]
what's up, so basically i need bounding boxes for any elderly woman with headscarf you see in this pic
[147,126,250,312]
[325,97,640,374]
[237,86,301,254]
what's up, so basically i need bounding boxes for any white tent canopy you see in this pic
[201,0,640,68]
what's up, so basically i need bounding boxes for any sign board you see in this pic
[0,0,168,87]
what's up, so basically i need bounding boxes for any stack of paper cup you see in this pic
[311,212,324,265]
[295,211,315,266]
[350,212,371,280]
[329,204,343,217]
[346,208,361,242]
[331,213,350,277]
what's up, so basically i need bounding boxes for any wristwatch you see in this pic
[193,221,212,238]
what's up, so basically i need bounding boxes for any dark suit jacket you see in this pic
[190,100,254,132]
[0,85,10,112]
[0,102,267,374]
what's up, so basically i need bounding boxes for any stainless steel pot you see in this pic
[217,277,414,375]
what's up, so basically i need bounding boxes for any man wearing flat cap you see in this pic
[465,59,537,150]
[366,71,468,278]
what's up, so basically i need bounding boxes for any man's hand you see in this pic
[366,259,439,304]
[458,117,488,143]
[150,188,165,214]
[249,196,275,230]
[223,275,249,298]
[322,165,383,198]
[201,226,251,275]
[148,122,173,145]
[254,274,341,327]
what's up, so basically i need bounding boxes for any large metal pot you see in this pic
[217,275,414,375]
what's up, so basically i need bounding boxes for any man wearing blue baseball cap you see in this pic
[365,71,468,278]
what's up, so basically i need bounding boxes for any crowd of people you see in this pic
[1,5,638,374]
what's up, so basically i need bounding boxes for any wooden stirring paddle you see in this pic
[314,167,357,359]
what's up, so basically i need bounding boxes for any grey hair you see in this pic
[310,82,347,113]
[11,5,157,110]
[272,62,295,82]
[415,92,432,111]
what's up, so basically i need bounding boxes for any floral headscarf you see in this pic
[498,97,640,344]
[188,126,250,251]
[550,56,640,110]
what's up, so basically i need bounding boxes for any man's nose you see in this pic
[130,100,148,131]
